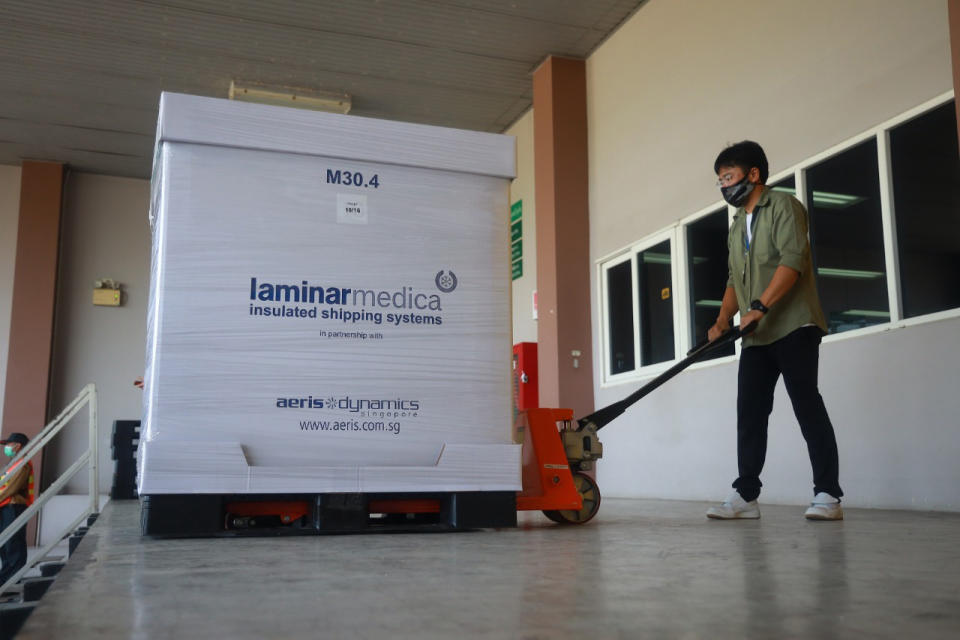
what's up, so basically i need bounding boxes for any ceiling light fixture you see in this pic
[771,186,797,196]
[839,309,890,318]
[228,80,351,114]
[811,190,866,208]
[817,267,884,279]
[641,252,672,265]
[770,186,866,209]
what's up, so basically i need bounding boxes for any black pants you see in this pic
[733,326,842,502]
[0,504,27,585]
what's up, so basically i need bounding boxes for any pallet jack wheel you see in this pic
[543,472,602,525]
[542,510,566,524]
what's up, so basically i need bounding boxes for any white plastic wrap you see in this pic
[140,93,519,495]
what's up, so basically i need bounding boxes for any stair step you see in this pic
[0,601,36,640]
[68,534,83,556]
[39,562,65,577]
[21,577,55,602]
[40,554,66,564]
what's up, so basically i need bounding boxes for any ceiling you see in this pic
[1,0,646,178]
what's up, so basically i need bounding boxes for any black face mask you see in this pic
[720,175,755,207]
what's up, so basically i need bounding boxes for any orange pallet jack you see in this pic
[516,323,755,525]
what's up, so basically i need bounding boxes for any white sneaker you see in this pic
[804,492,843,520]
[706,492,760,519]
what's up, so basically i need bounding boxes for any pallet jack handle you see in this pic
[575,320,758,432]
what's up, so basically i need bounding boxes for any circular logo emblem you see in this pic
[435,270,458,293]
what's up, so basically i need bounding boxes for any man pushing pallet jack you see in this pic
[525,140,844,524]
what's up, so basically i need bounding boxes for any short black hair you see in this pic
[714,141,768,184]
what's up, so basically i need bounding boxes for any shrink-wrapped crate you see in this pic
[139,93,519,496]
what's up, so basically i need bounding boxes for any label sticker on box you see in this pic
[337,194,368,225]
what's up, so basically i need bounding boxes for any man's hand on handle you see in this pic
[708,319,729,342]
[740,309,764,333]
[708,308,763,343]
[709,286,741,342]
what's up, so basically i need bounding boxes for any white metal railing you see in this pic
[0,383,99,594]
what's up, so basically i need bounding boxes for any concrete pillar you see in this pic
[532,57,594,417]
[2,161,64,541]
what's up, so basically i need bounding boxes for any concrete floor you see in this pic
[17,499,960,639]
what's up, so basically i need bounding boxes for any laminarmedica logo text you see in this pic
[248,276,446,326]
[276,394,420,418]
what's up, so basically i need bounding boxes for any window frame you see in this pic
[597,90,958,387]
[679,201,741,362]
[599,250,638,381]
[633,228,681,369]
[598,227,684,383]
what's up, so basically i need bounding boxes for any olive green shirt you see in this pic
[726,186,827,347]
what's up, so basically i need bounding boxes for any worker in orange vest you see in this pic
[0,432,34,586]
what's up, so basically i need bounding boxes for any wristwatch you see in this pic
[750,299,770,314]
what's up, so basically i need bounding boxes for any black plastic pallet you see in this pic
[140,491,517,537]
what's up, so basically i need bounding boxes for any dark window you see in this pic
[606,260,635,375]
[890,100,960,318]
[806,139,889,333]
[637,240,675,365]
[686,208,734,358]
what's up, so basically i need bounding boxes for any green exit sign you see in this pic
[511,200,522,222]
[511,259,523,280]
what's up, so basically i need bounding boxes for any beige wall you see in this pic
[585,0,959,509]
[47,172,151,493]
[0,165,22,428]
[587,0,952,257]
[506,109,538,344]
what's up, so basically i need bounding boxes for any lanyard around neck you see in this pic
[744,209,760,252]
